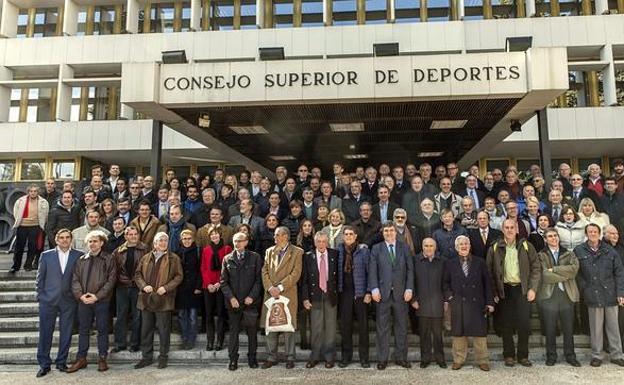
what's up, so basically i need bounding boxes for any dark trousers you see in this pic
[619,306,624,349]
[77,301,109,359]
[339,283,369,362]
[540,288,576,360]
[37,300,76,369]
[498,284,530,360]
[203,290,226,344]
[12,226,40,270]
[419,317,444,363]
[114,286,141,349]
[140,310,171,359]
[227,309,258,361]
[375,292,409,362]
[309,293,338,362]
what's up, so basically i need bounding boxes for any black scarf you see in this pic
[344,242,356,274]
[210,240,224,271]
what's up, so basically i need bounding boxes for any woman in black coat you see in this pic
[175,229,203,350]
[281,201,306,244]
[443,235,494,371]
[255,214,279,256]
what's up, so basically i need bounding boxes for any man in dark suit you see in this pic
[301,232,339,368]
[35,229,82,377]
[468,211,503,260]
[371,185,399,224]
[361,167,379,204]
[369,222,414,370]
[342,181,370,223]
[463,175,486,210]
[569,173,601,211]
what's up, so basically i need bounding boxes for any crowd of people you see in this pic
[23,160,624,377]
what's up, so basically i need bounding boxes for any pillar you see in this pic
[126,0,140,33]
[550,0,560,16]
[0,66,12,122]
[601,45,617,106]
[483,0,493,19]
[107,87,118,120]
[581,0,592,15]
[420,0,428,22]
[595,0,608,14]
[585,71,600,107]
[260,0,270,29]
[356,0,365,24]
[202,0,211,30]
[526,0,536,17]
[142,1,152,33]
[619,0,624,14]
[190,0,201,31]
[85,5,96,35]
[56,64,73,122]
[18,88,29,122]
[173,0,183,32]
[323,0,333,26]
[113,5,123,34]
[150,120,163,184]
[63,0,79,35]
[537,109,553,188]
[293,0,302,27]
[79,86,89,121]
[457,0,464,19]
[516,0,526,17]
[387,0,395,22]
[25,7,36,37]
[55,6,64,35]
[0,0,19,38]
[234,0,242,29]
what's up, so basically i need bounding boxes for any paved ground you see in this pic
[0,363,622,385]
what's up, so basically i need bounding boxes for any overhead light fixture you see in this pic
[229,125,268,134]
[270,155,296,161]
[176,156,226,163]
[259,47,285,61]
[198,113,210,128]
[161,50,188,64]
[373,43,399,57]
[430,120,468,129]
[344,154,368,160]
[418,152,444,157]
[505,37,532,52]
[510,120,522,132]
[330,123,364,132]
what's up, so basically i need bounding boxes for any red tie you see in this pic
[319,252,327,293]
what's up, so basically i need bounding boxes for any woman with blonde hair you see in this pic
[175,229,202,350]
[578,197,610,231]
[322,208,346,248]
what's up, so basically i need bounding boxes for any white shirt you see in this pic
[57,247,70,274]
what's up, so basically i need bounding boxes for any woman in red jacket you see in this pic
[200,225,232,351]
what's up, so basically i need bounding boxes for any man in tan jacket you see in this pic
[261,226,303,369]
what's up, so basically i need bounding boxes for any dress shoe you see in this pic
[206,342,214,351]
[396,360,412,368]
[261,361,275,369]
[611,359,624,367]
[97,357,109,372]
[129,346,140,353]
[437,361,447,369]
[111,347,126,353]
[285,360,295,369]
[215,338,224,351]
[66,357,87,373]
[306,360,319,368]
[376,362,387,370]
[566,358,581,367]
[36,367,50,378]
[55,364,68,372]
[158,356,168,369]
[420,361,430,368]
[478,363,490,372]
[248,359,259,369]
[134,358,153,369]
[228,360,238,371]
[451,362,463,370]
[504,357,515,367]
[360,361,370,368]
[545,358,556,366]
[324,361,334,369]
[590,358,602,367]
[8,268,17,274]
[518,358,532,367]
[338,360,350,368]
[24,265,33,272]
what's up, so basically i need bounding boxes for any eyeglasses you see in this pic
[394,216,406,219]
[571,178,582,181]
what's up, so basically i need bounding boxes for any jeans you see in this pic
[114,286,141,349]
[77,301,109,358]
[178,308,198,346]
[13,226,40,270]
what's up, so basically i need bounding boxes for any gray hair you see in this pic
[232,232,248,242]
[393,208,407,218]
[454,235,471,250]
[274,226,290,237]
[314,231,329,242]
[153,231,169,245]
[85,230,108,244]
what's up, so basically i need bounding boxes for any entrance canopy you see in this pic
[121,47,568,173]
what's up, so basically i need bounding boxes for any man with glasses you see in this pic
[350,202,381,247]
[221,232,263,370]
[141,176,156,205]
[569,173,600,212]
[128,182,143,213]
[434,177,461,218]
[601,177,624,227]
[504,201,530,239]
[342,180,370,223]
[446,163,464,195]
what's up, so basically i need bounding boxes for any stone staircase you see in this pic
[0,271,593,365]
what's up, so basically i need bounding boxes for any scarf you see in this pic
[210,240,224,271]
[167,219,185,254]
[22,196,30,218]
[328,224,343,247]
[344,242,356,273]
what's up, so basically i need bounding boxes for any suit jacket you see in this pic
[36,248,82,306]
[468,227,503,260]
[314,195,342,211]
[342,195,370,223]
[536,248,580,303]
[368,240,414,302]
[220,249,264,309]
[371,201,399,223]
[301,248,339,306]
[461,188,486,209]
[228,214,265,241]
[361,181,379,204]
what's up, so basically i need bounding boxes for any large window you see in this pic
[8,88,54,123]
[52,160,76,180]
[0,161,16,182]
[395,0,420,23]
[21,159,46,181]
[333,0,358,25]
[70,86,120,122]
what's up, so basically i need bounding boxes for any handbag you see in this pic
[264,296,294,334]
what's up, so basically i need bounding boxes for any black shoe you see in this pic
[566,358,581,367]
[36,367,50,378]
[111,347,126,353]
[420,361,430,368]
[215,338,224,351]
[396,360,412,368]
[377,362,387,370]
[285,360,295,369]
[129,346,140,352]
[306,360,318,369]
[590,358,602,367]
[24,265,32,272]
[360,360,370,368]
[338,360,350,368]
[545,358,556,366]
[518,358,533,367]
[55,364,68,372]
[248,359,259,369]
[157,356,168,369]
[206,342,214,351]
[437,361,447,369]
[229,360,238,371]
[610,359,624,367]
[134,358,153,369]
[8,268,17,274]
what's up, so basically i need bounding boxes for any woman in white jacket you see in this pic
[555,205,587,251]
[577,197,610,232]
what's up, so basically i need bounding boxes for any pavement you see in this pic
[0,362,623,385]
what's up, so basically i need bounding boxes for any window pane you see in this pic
[0,161,16,181]
[485,159,510,172]
[578,158,602,174]
[21,159,46,180]
[52,160,75,179]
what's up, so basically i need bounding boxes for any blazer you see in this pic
[371,201,399,223]
[536,248,580,303]
[361,181,379,204]
[301,248,339,306]
[368,240,414,302]
[461,188,486,209]
[220,249,264,309]
[314,195,342,211]
[468,227,503,260]
[36,248,82,305]
[228,214,265,240]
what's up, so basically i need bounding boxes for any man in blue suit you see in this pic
[35,228,82,377]
[369,222,414,370]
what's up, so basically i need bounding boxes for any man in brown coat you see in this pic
[133,232,183,370]
[130,201,161,251]
[196,207,234,247]
[261,226,303,369]
[486,218,541,367]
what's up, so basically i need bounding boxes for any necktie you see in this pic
[462,259,469,277]
[388,244,396,265]
[553,207,559,222]
[471,190,479,209]
[552,251,565,291]
[319,252,327,293]
[481,230,487,244]
[574,191,579,201]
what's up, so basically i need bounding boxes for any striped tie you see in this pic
[462,259,469,277]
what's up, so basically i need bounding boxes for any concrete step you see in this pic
[0,281,36,292]
[0,271,37,280]
[0,317,45,331]
[0,302,39,316]
[0,346,598,365]
[0,291,37,302]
